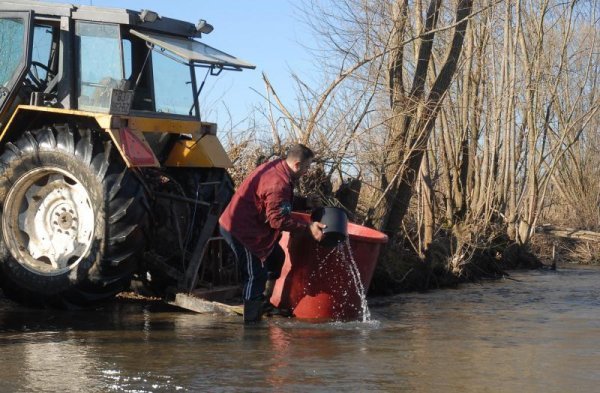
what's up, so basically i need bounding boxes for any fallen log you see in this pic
[536,225,600,242]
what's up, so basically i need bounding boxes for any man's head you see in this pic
[285,144,314,179]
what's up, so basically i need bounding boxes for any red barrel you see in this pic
[270,212,388,320]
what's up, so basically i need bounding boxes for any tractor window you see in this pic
[30,25,54,81]
[122,34,154,112]
[76,21,125,111]
[25,23,60,93]
[0,18,25,88]
[122,38,132,79]
[151,51,194,116]
[119,31,197,117]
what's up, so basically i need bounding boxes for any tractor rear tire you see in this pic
[0,124,147,307]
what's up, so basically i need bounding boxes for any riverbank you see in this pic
[368,237,546,296]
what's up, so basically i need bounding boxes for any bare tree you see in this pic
[235,0,600,282]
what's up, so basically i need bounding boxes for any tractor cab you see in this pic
[0,1,253,127]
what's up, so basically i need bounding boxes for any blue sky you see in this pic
[42,0,314,130]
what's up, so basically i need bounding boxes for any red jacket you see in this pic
[219,158,308,261]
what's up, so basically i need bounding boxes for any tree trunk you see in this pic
[420,149,435,255]
[383,0,474,237]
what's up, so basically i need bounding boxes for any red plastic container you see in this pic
[270,212,388,320]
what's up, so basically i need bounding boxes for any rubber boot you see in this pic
[243,299,263,324]
[263,279,275,300]
[262,279,276,316]
[261,279,292,317]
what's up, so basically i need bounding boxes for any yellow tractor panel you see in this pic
[165,135,233,168]
[127,116,203,134]
[0,106,232,169]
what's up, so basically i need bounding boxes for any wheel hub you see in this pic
[57,210,74,230]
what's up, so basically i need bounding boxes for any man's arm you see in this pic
[264,186,326,240]
[264,186,307,232]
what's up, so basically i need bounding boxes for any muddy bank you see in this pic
[369,239,544,296]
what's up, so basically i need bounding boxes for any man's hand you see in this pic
[309,221,327,241]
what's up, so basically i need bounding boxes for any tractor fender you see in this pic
[0,105,158,168]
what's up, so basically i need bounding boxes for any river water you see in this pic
[1,264,599,392]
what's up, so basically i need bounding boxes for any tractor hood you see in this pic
[130,29,255,71]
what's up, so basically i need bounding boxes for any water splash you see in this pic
[343,238,371,322]
[305,239,371,322]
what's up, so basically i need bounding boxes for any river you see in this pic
[0,264,599,392]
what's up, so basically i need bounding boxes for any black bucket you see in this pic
[311,207,348,247]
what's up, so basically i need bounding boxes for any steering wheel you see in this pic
[27,61,55,91]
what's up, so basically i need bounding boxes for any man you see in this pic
[219,144,326,323]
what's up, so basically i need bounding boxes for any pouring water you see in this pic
[343,239,371,322]
[307,239,371,322]
[272,210,387,321]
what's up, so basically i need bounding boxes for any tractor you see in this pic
[0,0,254,306]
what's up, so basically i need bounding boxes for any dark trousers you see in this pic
[220,226,285,301]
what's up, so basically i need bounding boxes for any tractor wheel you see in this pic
[0,124,147,306]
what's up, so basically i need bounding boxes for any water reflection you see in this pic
[1,266,600,392]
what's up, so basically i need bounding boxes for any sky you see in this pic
[41,0,315,131]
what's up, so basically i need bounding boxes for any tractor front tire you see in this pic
[0,124,147,306]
